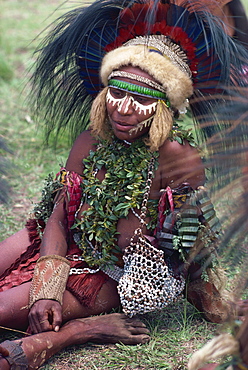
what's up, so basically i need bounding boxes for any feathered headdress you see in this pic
[30,0,248,143]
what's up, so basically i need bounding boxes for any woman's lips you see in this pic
[112,121,135,132]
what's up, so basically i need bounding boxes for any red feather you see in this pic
[106,3,198,76]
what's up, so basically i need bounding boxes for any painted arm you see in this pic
[29,130,97,334]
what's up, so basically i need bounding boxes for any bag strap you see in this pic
[130,156,155,242]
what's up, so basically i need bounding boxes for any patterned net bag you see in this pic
[118,232,185,317]
[117,158,185,317]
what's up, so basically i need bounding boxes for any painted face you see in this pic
[106,88,158,116]
[106,66,163,142]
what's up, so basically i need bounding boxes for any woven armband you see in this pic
[0,340,29,370]
[29,255,71,308]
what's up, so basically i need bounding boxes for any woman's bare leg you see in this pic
[0,313,150,369]
[0,228,31,275]
[0,276,120,331]
[0,282,31,331]
[0,279,148,369]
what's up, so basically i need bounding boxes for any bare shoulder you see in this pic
[158,139,205,189]
[65,130,99,174]
[159,139,200,158]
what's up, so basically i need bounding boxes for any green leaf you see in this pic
[126,171,135,178]
[124,195,132,200]
[88,233,94,241]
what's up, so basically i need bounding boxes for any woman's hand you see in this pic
[28,299,62,334]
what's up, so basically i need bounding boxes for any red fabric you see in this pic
[0,219,109,308]
[66,263,109,307]
[0,219,42,291]
[0,170,109,307]
[57,169,83,230]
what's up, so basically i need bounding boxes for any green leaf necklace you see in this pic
[73,137,159,269]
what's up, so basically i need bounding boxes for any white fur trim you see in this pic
[101,45,193,110]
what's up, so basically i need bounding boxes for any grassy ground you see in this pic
[0,302,218,370]
[0,0,248,369]
[0,0,71,236]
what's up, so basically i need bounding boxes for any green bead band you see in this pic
[108,79,170,105]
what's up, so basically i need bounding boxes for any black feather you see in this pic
[29,0,248,149]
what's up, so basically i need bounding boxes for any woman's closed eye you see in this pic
[109,88,126,99]
[134,95,156,105]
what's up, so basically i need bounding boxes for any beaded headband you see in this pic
[108,79,169,101]
[108,71,167,93]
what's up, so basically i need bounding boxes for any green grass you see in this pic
[0,300,218,370]
[0,0,70,237]
[0,0,248,369]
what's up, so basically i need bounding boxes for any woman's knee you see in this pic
[94,279,120,313]
[0,228,30,275]
[0,284,30,328]
[61,279,120,320]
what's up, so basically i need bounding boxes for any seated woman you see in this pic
[0,0,247,368]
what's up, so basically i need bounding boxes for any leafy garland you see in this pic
[168,121,197,147]
[33,173,62,223]
[33,125,198,270]
[73,138,159,269]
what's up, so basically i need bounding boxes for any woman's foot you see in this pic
[63,312,150,345]
[0,313,150,370]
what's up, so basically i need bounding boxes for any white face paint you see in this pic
[106,88,157,116]
[128,116,154,135]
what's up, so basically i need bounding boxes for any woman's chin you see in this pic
[113,127,149,142]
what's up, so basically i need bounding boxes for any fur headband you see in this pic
[100,44,193,111]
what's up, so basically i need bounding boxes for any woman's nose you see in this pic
[117,95,134,115]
